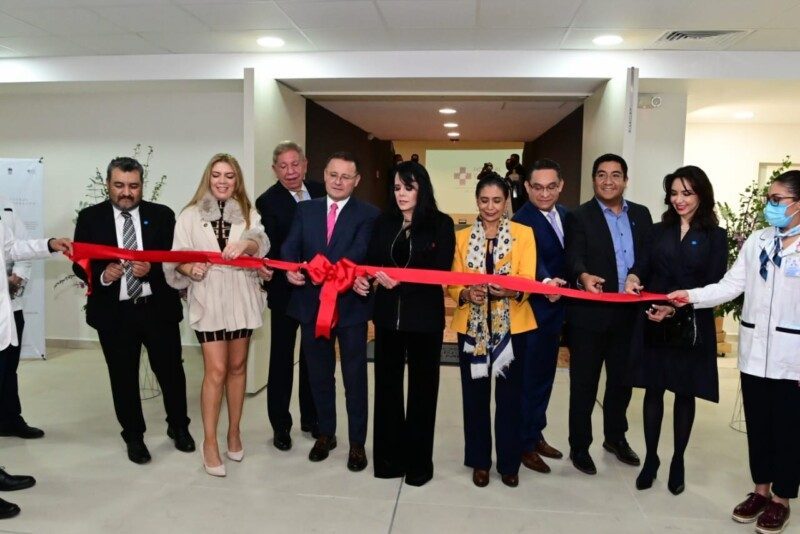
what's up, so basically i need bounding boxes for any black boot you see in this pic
[667,456,685,495]
[635,455,660,490]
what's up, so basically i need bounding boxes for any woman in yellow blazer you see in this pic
[448,172,537,488]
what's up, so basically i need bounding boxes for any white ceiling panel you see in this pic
[68,33,170,55]
[303,27,396,50]
[0,0,174,6]
[476,0,582,28]
[277,1,382,29]
[729,29,800,51]
[0,11,47,37]
[572,0,799,30]
[3,7,126,36]
[384,28,476,50]
[139,29,314,53]
[90,4,209,33]
[181,2,295,31]
[762,2,800,29]
[472,27,565,50]
[377,0,477,29]
[0,34,89,57]
[561,28,666,50]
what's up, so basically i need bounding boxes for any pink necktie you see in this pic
[326,202,338,244]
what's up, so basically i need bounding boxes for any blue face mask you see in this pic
[763,200,799,229]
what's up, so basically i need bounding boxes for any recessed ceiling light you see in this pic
[257,36,285,48]
[592,34,623,46]
[443,122,458,128]
[439,108,457,114]
[733,111,754,119]
[447,132,460,137]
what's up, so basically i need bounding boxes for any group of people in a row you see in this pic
[0,143,797,533]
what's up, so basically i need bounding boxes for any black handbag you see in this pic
[645,304,701,349]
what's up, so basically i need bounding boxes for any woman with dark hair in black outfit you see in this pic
[353,161,455,486]
[625,165,727,495]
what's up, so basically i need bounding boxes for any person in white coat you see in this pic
[669,170,800,534]
[0,196,43,440]
[0,219,71,520]
[165,153,268,477]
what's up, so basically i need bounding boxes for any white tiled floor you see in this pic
[2,348,794,533]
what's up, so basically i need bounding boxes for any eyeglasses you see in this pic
[326,172,359,182]
[765,194,799,206]
[529,183,560,193]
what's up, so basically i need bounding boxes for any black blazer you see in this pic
[564,197,653,332]
[367,211,455,333]
[512,201,568,334]
[281,196,380,328]
[72,200,183,331]
[255,180,325,312]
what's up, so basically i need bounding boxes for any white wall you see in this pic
[0,81,244,346]
[633,92,688,217]
[581,75,627,200]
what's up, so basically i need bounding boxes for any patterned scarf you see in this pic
[462,216,514,379]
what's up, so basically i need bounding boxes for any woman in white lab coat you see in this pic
[669,170,800,534]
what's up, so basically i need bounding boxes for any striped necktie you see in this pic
[759,236,782,281]
[120,211,143,299]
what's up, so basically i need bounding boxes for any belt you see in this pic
[122,295,152,305]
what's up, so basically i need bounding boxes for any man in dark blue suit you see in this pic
[282,151,379,472]
[256,141,324,452]
[512,158,569,474]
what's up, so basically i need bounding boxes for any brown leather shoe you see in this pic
[522,451,551,473]
[501,474,519,487]
[755,501,790,534]
[347,445,368,472]
[535,438,563,459]
[472,469,489,487]
[732,492,772,523]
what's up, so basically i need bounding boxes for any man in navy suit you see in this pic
[282,151,379,472]
[255,141,324,452]
[512,158,569,474]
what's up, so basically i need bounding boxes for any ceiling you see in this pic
[2,0,800,58]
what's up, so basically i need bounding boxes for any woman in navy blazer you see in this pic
[625,165,727,495]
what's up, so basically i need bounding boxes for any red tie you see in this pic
[326,203,338,244]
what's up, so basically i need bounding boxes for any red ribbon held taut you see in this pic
[69,242,669,340]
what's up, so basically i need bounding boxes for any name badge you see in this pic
[785,255,800,278]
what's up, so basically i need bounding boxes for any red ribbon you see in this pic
[69,242,669,339]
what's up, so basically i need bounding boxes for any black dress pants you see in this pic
[741,372,800,499]
[96,301,190,443]
[567,323,633,451]
[0,311,25,429]
[266,311,317,434]
[458,333,524,476]
[372,328,441,484]
[301,321,368,446]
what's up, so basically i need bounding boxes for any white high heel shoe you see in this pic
[226,448,244,462]
[201,441,226,477]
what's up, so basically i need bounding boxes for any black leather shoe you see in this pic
[602,439,640,466]
[126,439,152,464]
[0,498,20,519]
[167,426,196,453]
[273,430,292,451]
[308,435,337,462]
[0,421,44,439]
[570,449,597,475]
[0,468,36,491]
[347,445,368,472]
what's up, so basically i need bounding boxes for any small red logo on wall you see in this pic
[453,167,471,185]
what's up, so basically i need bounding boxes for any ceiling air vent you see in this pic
[648,30,751,50]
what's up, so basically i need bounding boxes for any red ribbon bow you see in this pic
[304,254,360,338]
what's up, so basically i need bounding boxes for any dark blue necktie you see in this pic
[759,236,782,281]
